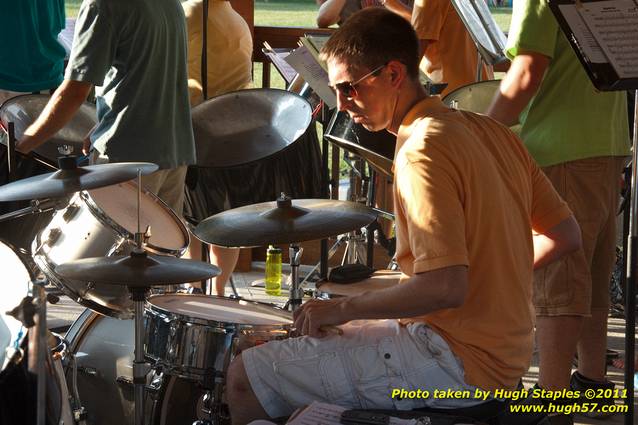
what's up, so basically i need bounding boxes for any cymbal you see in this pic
[55,252,220,287]
[191,88,312,167]
[0,161,158,201]
[193,196,378,248]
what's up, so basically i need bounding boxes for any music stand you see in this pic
[548,2,638,423]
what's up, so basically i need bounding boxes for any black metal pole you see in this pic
[623,90,637,425]
[320,111,330,279]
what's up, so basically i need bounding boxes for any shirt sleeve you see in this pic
[411,0,449,41]
[65,0,116,85]
[396,146,469,274]
[529,157,573,233]
[505,0,558,59]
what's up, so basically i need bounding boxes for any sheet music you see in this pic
[558,4,608,63]
[578,0,638,77]
[285,402,420,425]
[284,46,337,108]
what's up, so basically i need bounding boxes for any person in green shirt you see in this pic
[0,0,66,103]
[487,1,630,424]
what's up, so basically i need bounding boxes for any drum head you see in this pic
[0,240,34,369]
[87,181,188,253]
[147,294,293,326]
[0,94,96,164]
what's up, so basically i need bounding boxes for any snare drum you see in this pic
[32,181,189,319]
[144,295,293,380]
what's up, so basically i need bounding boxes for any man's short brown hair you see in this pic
[320,7,420,79]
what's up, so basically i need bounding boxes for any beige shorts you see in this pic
[533,156,627,316]
[89,150,187,216]
[242,320,485,419]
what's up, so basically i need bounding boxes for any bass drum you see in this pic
[64,310,208,425]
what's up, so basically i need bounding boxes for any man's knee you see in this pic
[227,353,251,398]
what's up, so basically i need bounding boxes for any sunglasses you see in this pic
[331,64,386,99]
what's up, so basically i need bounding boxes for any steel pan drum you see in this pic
[0,94,97,249]
[442,80,521,133]
[0,93,96,163]
[191,88,312,168]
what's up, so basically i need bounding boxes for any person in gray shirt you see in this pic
[17,0,196,215]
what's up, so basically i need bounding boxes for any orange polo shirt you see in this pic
[411,0,493,96]
[394,97,572,390]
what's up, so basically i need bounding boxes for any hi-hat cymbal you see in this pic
[193,196,378,248]
[191,89,312,167]
[0,161,158,201]
[55,252,220,287]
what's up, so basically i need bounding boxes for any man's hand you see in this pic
[293,298,350,338]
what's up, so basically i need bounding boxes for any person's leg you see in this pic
[210,245,239,295]
[576,157,625,382]
[150,166,188,217]
[534,161,591,391]
[536,316,583,390]
[226,354,269,425]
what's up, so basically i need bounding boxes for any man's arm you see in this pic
[486,51,550,127]
[17,79,93,153]
[316,0,347,28]
[533,215,581,270]
[383,0,412,21]
[294,265,467,337]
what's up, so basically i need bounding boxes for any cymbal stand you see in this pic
[288,244,304,311]
[131,169,150,425]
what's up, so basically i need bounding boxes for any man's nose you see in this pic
[336,90,351,112]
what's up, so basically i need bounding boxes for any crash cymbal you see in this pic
[55,251,220,287]
[193,196,378,248]
[191,88,312,167]
[0,161,158,201]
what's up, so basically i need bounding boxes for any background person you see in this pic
[16,0,196,216]
[486,1,630,423]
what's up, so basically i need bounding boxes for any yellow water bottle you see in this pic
[265,245,282,296]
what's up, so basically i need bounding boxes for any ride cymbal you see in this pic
[193,196,378,248]
[55,252,220,287]
[0,161,158,201]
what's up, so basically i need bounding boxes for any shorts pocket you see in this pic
[274,351,354,407]
[348,338,402,409]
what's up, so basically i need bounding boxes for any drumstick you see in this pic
[319,325,343,335]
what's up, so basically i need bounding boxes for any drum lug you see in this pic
[62,204,80,222]
[115,376,134,389]
[46,227,62,246]
[78,366,98,377]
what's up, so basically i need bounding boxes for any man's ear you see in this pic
[386,60,406,88]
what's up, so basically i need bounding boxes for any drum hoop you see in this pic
[82,182,189,257]
[145,294,293,330]
[64,309,100,353]
[441,79,502,106]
